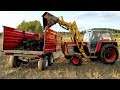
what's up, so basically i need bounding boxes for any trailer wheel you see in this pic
[42,56,49,70]
[38,58,43,70]
[48,54,54,66]
[100,44,119,64]
[42,59,48,70]
[71,55,82,66]
[8,56,21,68]
[38,57,49,70]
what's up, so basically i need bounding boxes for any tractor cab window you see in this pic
[83,31,92,42]
[89,31,101,49]
[91,31,100,42]
[100,33,112,40]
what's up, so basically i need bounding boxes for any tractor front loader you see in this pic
[42,12,91,65]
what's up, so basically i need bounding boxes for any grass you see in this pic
[1,54,120,79]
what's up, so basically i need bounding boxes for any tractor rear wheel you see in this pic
[100,44,119,64]
[71,55,82,65]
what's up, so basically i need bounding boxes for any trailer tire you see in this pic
[38,57,49,70]
[8,56,21,68]
[48,54,54,66]
[38,59,43,70]
[42,59,48,70]
[100,44,119,64]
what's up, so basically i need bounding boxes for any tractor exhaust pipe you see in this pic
[42,12,59,29]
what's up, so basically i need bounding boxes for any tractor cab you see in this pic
[83,29,119,64]
[83,30,112,52]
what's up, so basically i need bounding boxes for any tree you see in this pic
[17,20,43,33]
[0,33,2,37]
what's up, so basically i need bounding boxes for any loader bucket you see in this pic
[42,12,59,28]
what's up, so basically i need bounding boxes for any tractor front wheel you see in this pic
[100,44,119,64]
[71,55,82,65]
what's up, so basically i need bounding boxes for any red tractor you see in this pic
[82,30,119,64]
[62,30,119,65]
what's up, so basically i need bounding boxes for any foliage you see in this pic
[17,20,43,33]
[91,28,120,33]
[0,33,2,37]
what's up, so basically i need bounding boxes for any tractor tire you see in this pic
[100,44,119,64]
[8,56,21,68]
[71,55,82,66]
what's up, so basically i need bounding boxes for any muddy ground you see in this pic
[0,37,120,79]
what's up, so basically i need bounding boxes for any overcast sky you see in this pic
[0,11,120,32]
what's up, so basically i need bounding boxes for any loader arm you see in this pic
[42,12,90,62]
[58,17,88,58]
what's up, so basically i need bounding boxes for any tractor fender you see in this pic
[95,41,118,53]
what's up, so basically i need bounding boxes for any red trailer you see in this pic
[2,26,62,70]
